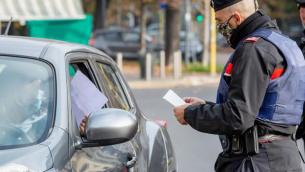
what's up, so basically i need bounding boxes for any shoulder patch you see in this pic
[224,63,233,77]
[244,37,259,43]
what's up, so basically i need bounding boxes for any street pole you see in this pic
[116,53,123,72]
[94,0,107,30]
[185,0,191,65]
[117,0,122,26]
[165,0,181,66]
[140,0,147,55]
[101,0,106,28]
[139,0,147,79]
[174,51,182,79]
[160,51,166,79]
[203,0,210,67]
[159,7,165,48]
[146,53,152,81]
[210,8,217,75]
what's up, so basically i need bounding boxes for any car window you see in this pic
[96,63,130,111]
[0,56,54,148]
[123,32,140,43]
[101,32,122,42]
[69,62,95,82]
[69,61,110,135]
[69,61,107,108]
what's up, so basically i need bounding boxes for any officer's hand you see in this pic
[79,115,88,136]
[173,103,191,125]
[183,97,206,105]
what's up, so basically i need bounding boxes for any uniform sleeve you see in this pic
[184,43,272,135]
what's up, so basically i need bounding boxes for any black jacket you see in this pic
[299,30,305,55]
[296,30,305,140]
[184,10,296,136]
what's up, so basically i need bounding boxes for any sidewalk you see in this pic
[121,50,229,89]
[127,73,221,89]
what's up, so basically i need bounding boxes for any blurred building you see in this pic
[0,0,92,45]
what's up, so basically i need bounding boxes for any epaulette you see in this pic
[244,37,259,43]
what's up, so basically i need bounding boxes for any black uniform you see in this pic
[184,11,302,172]
[298,31,305,54]
[295,0,305,153]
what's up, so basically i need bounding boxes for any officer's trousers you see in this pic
[214,139,302,172]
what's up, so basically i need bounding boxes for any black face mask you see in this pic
[217,15,235,45]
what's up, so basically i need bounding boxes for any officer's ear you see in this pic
[230,12,242,29]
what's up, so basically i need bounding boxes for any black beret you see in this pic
[297,0,305,5]
[297,0,305,6]
[211,0,243,11]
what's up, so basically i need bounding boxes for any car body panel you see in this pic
[0,144,53,171]
[40,127,70,171]
[0,36,51,58]
[0,36,177,172]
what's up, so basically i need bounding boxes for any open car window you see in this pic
[69,62,109,131]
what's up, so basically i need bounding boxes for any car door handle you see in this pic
[126,153,137,169]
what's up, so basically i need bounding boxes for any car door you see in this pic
[90,54,145,172]
[66,53,136,172]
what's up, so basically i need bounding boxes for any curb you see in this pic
[128,74,221,89]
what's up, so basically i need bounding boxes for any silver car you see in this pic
[0,36,177,172]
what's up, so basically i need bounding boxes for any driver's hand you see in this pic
[79,116,88,136]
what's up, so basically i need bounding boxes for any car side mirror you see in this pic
[82,108,138,147]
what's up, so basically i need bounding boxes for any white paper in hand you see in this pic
[163,89,185,107]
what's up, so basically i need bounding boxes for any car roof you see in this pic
[0,35,110,60]
[94,27,138,35]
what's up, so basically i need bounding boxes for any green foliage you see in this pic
[258,0,300,34]
[183,63,223,73]
[259,0,298,19]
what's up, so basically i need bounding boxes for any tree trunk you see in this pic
[203,0,210,67]
[140,0,147,55]
[165,0,181,66]
[94,0,107,30]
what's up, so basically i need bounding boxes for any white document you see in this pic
[71,71,108,126]
[163,89,185,107]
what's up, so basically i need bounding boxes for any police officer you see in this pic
[173,0,305,171]
[295,0,305,153]
[296,0,305,54]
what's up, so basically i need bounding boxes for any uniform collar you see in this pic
[230,10,277,49]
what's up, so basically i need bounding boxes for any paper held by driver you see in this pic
[71,71,108,127]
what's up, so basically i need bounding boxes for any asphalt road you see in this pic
[132,84,222,172]
[131,84,305,172]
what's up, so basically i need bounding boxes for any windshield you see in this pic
[0,57,54,148]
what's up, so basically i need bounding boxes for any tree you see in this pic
[259,0,299,33]
[165,0,181,66]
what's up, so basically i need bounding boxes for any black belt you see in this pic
[257,127,289,137]
[222,127,291,155]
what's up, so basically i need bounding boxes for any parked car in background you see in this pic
[179,31,203,61]
[148,30,204,61]
[0,36,177,172]
[140,23,204,61]
[89,27,157,60]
